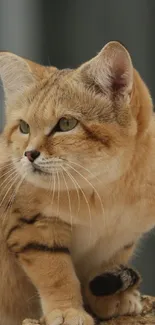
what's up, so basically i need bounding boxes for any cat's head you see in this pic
[0,41,153,191]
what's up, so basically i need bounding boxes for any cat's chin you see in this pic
[13,161,51,190]
[25,173,52,190]
[24,169,93,192]
[22,168,74,191]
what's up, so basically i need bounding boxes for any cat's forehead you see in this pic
[26,77,82,123]
[25,70,113,127]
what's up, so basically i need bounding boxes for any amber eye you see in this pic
[19,120,30,134]
[58,117,78,132]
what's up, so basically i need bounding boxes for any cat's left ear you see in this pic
[0,52,45,101]
[80,41,133,98]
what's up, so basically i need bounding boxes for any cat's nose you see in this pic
[24,150,40,162]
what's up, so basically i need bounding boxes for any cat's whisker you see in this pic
[50,173,56,207]
[2,173,25,225]
[14,172,26,196]
[0,157,20,169]
[0,166,17,180]
[66,163,105,223]
[68,160,102,184]
[48,172,53,195]
[1,191,14,223]
[0,169,19,198]
[0,163,15,172]
[61,169,73,232]
[0,165,17,174]
[26,292,40,303]
[1,167,26,220]
[2,193,19,226]
[1,178,17,215]
[0,174,22,225]
[61,166,80,217]
[12,156,20,161]
[66,169,92,243]
[0,173,20,208]
[0,161,15,170]
[56,170,60,217]
[1,156,19,162]
[1,199,13,226]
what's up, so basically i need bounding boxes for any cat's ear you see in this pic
[0,52,45,100]
[80,41,133,97]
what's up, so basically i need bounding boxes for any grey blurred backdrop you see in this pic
[0,0,155,295]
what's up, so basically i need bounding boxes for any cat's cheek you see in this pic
[10,129,29,157]
[11,143,22,157]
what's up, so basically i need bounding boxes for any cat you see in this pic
[0,41,155,325]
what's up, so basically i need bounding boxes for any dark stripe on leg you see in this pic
[19,214,40,224]
[19,243,70,254]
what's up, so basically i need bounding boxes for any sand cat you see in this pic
[0,41,154,325]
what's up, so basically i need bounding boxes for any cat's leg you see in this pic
[83,244,142,319]
[6,214,94,325]
[0,236,41,325]
[0,245,40,325]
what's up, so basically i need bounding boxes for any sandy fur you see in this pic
[0,41,155,324]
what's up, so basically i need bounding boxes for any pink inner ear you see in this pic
[111,72,127,92]
[110,55,130,92]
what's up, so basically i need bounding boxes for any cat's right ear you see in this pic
[0,52,46,101]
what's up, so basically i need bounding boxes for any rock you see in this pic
[102,295,155,324]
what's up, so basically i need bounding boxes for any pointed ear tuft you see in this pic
[80,41,133,97]
[0,52,35,100]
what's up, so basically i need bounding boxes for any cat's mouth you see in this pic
[32,163,61,175]
[33,164,51,175]
[33,165,47,175]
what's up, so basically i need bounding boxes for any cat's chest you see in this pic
[70,211,137,261]
[31,189,155,268]
[42,195,153,250]
[69,214,137,281]
[69,199,154,274]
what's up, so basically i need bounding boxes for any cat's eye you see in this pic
[19,120,30,134]
[58,117,78,132]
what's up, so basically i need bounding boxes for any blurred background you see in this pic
[0,0,155,295]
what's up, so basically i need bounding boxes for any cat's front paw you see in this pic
[22,318,46,325]
[22,320,41,325]
[23,309,94,325]
[43,308,94,325]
